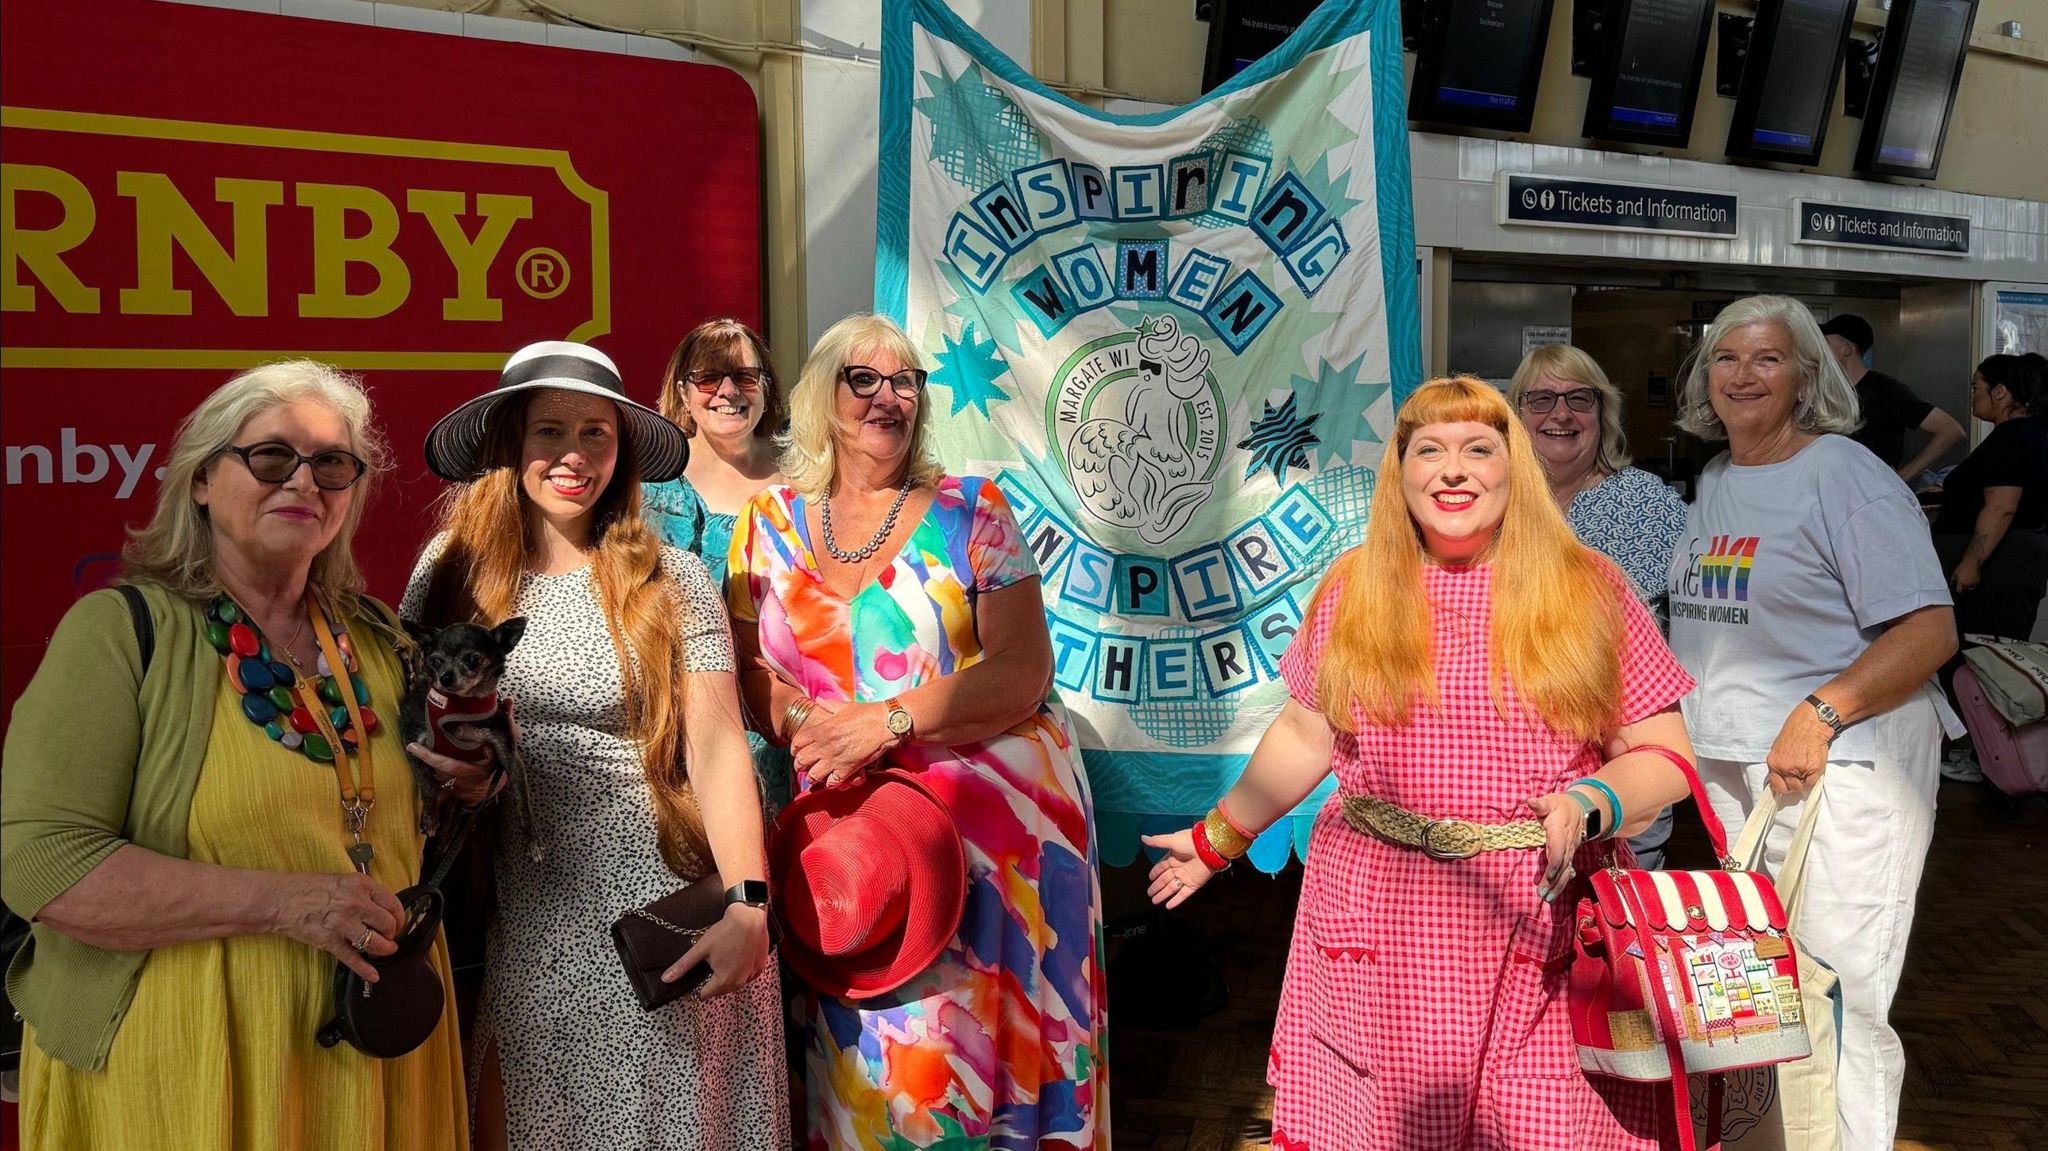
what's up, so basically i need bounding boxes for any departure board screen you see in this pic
[1727,0,1857,164]
[1410,0,1557,133]
[1859,0,1977,177]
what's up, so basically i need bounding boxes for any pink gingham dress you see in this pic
[1269,561,1695,1151]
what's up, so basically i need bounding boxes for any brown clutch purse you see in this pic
[609,873,724,1011]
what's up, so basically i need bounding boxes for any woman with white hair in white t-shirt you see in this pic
[1664,294,1961,1151]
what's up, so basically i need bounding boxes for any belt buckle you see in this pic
[1419,818,1483,860]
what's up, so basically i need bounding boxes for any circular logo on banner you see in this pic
[1045,316,1225,547]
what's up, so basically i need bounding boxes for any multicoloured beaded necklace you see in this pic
[208,591,383,871]
[207,593,380,762]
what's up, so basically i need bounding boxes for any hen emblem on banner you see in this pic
[878,0,1420,867]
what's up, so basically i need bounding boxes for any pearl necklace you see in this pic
[821,478,913,563]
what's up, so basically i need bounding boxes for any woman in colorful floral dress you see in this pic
[728,313,1108,1150]
[1148,377,1699,1150]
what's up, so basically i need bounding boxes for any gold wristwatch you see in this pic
[884,697,914,742]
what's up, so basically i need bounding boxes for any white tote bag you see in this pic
[1692,780,1842,1151]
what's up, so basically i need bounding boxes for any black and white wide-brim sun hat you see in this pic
[423,341,689,482]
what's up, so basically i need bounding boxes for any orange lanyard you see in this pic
[295,594,377,873]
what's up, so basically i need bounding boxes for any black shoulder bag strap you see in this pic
[118,584,155,673]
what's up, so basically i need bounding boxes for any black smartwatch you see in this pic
[723,880,770,910]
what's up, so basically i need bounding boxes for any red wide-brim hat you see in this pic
[769,768,966,1000]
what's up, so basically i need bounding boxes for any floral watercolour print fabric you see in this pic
[1268,564,1695,1151]
[728,475,1109,1151]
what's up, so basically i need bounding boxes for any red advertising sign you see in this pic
[0,0,761,717]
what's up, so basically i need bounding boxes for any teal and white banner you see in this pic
[878,0,1420,867]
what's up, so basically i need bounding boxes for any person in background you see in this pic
[2,362,472,1149]
[728,312,1107,1149]
[644,318,787,587]
[1821,313,1966,485]
[1509,344,1688,867]
[406,341,785,1150]
[1670,295,1960,1151]
[1146,376,1698,1149]
[1932,353,2048,638]
[644,317,795,813]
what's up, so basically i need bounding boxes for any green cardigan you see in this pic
[0,583,398,1071]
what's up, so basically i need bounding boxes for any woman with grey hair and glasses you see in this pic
[2,362,475,1148]
[1664,294,1961,1151]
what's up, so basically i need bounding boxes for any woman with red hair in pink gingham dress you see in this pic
[1147,378,1701,1149]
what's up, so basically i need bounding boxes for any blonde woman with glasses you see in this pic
[1508,344,1688,630]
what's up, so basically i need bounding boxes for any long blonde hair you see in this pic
[124,360,387,617]
[417,393,712,877]
[781,313,946,497]
[1313,376,1626,742]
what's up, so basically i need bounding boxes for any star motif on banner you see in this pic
[930,323,1011,419]
[1307,354,1393,469]
[913,61,1044,189]
[1237,392,1321,484]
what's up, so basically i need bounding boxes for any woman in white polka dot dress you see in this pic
[403,342,789,1149]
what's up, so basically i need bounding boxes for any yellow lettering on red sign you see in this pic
[0,106,609,371]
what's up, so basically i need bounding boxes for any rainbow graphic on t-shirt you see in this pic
[1699,535,1759,601]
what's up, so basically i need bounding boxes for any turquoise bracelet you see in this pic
[1565,788,1605,840]
[1572,777,1624,840]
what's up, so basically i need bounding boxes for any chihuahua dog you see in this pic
[400,618,541,860]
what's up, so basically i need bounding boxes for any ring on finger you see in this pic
[354,929,374,952]
[440,778,457,791]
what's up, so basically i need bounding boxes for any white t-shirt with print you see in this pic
[1665,435,1960,762]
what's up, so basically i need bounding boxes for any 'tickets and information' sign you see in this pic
[0,0,760,716]
[1498,173,1739,239]
[1791,199,1971,255]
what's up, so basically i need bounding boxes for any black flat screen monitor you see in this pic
[1409,0,1557,133]
[1581,0,1716,147]
[1856,0,1978,179]
[1200,0,1325,95]
[1726,0,1858,165]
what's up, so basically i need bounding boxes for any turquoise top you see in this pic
[641,475,790,811]
[643,478,740,586]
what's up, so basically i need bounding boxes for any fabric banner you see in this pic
[878,0,1420,868]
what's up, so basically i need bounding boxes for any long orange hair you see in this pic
[1312,376,1627,742]
[417,394,712,877]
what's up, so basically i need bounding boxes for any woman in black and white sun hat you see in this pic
[423,340,690,482]
[405,339,788,1148]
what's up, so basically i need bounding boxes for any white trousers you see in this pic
[1696,689,1942,1151]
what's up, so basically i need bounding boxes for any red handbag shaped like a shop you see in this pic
[1569,768,1818,1151]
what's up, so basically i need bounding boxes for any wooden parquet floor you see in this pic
[1103,780,2048,1150]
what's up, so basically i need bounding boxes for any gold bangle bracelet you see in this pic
[1202,808,1254,859]
[784,697,815,740]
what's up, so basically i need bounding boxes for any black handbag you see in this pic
[609,873,725,1011]
[314,798,487,1058]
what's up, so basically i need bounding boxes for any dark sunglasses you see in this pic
[841,365,928,399]
[683,368,766,394]
[1521,389,1599,414]
[214,441,367,491]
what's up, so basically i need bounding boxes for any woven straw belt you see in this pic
[1339,793,1549,860]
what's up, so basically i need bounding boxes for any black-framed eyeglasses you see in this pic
[213,441,367,490]
[841,365,928,399]
[1521,389,1599,414]
[683,368,766,394]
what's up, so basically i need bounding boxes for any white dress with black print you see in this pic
[403,536,789,1150]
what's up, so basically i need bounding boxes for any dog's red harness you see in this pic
[425,687,499,765]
